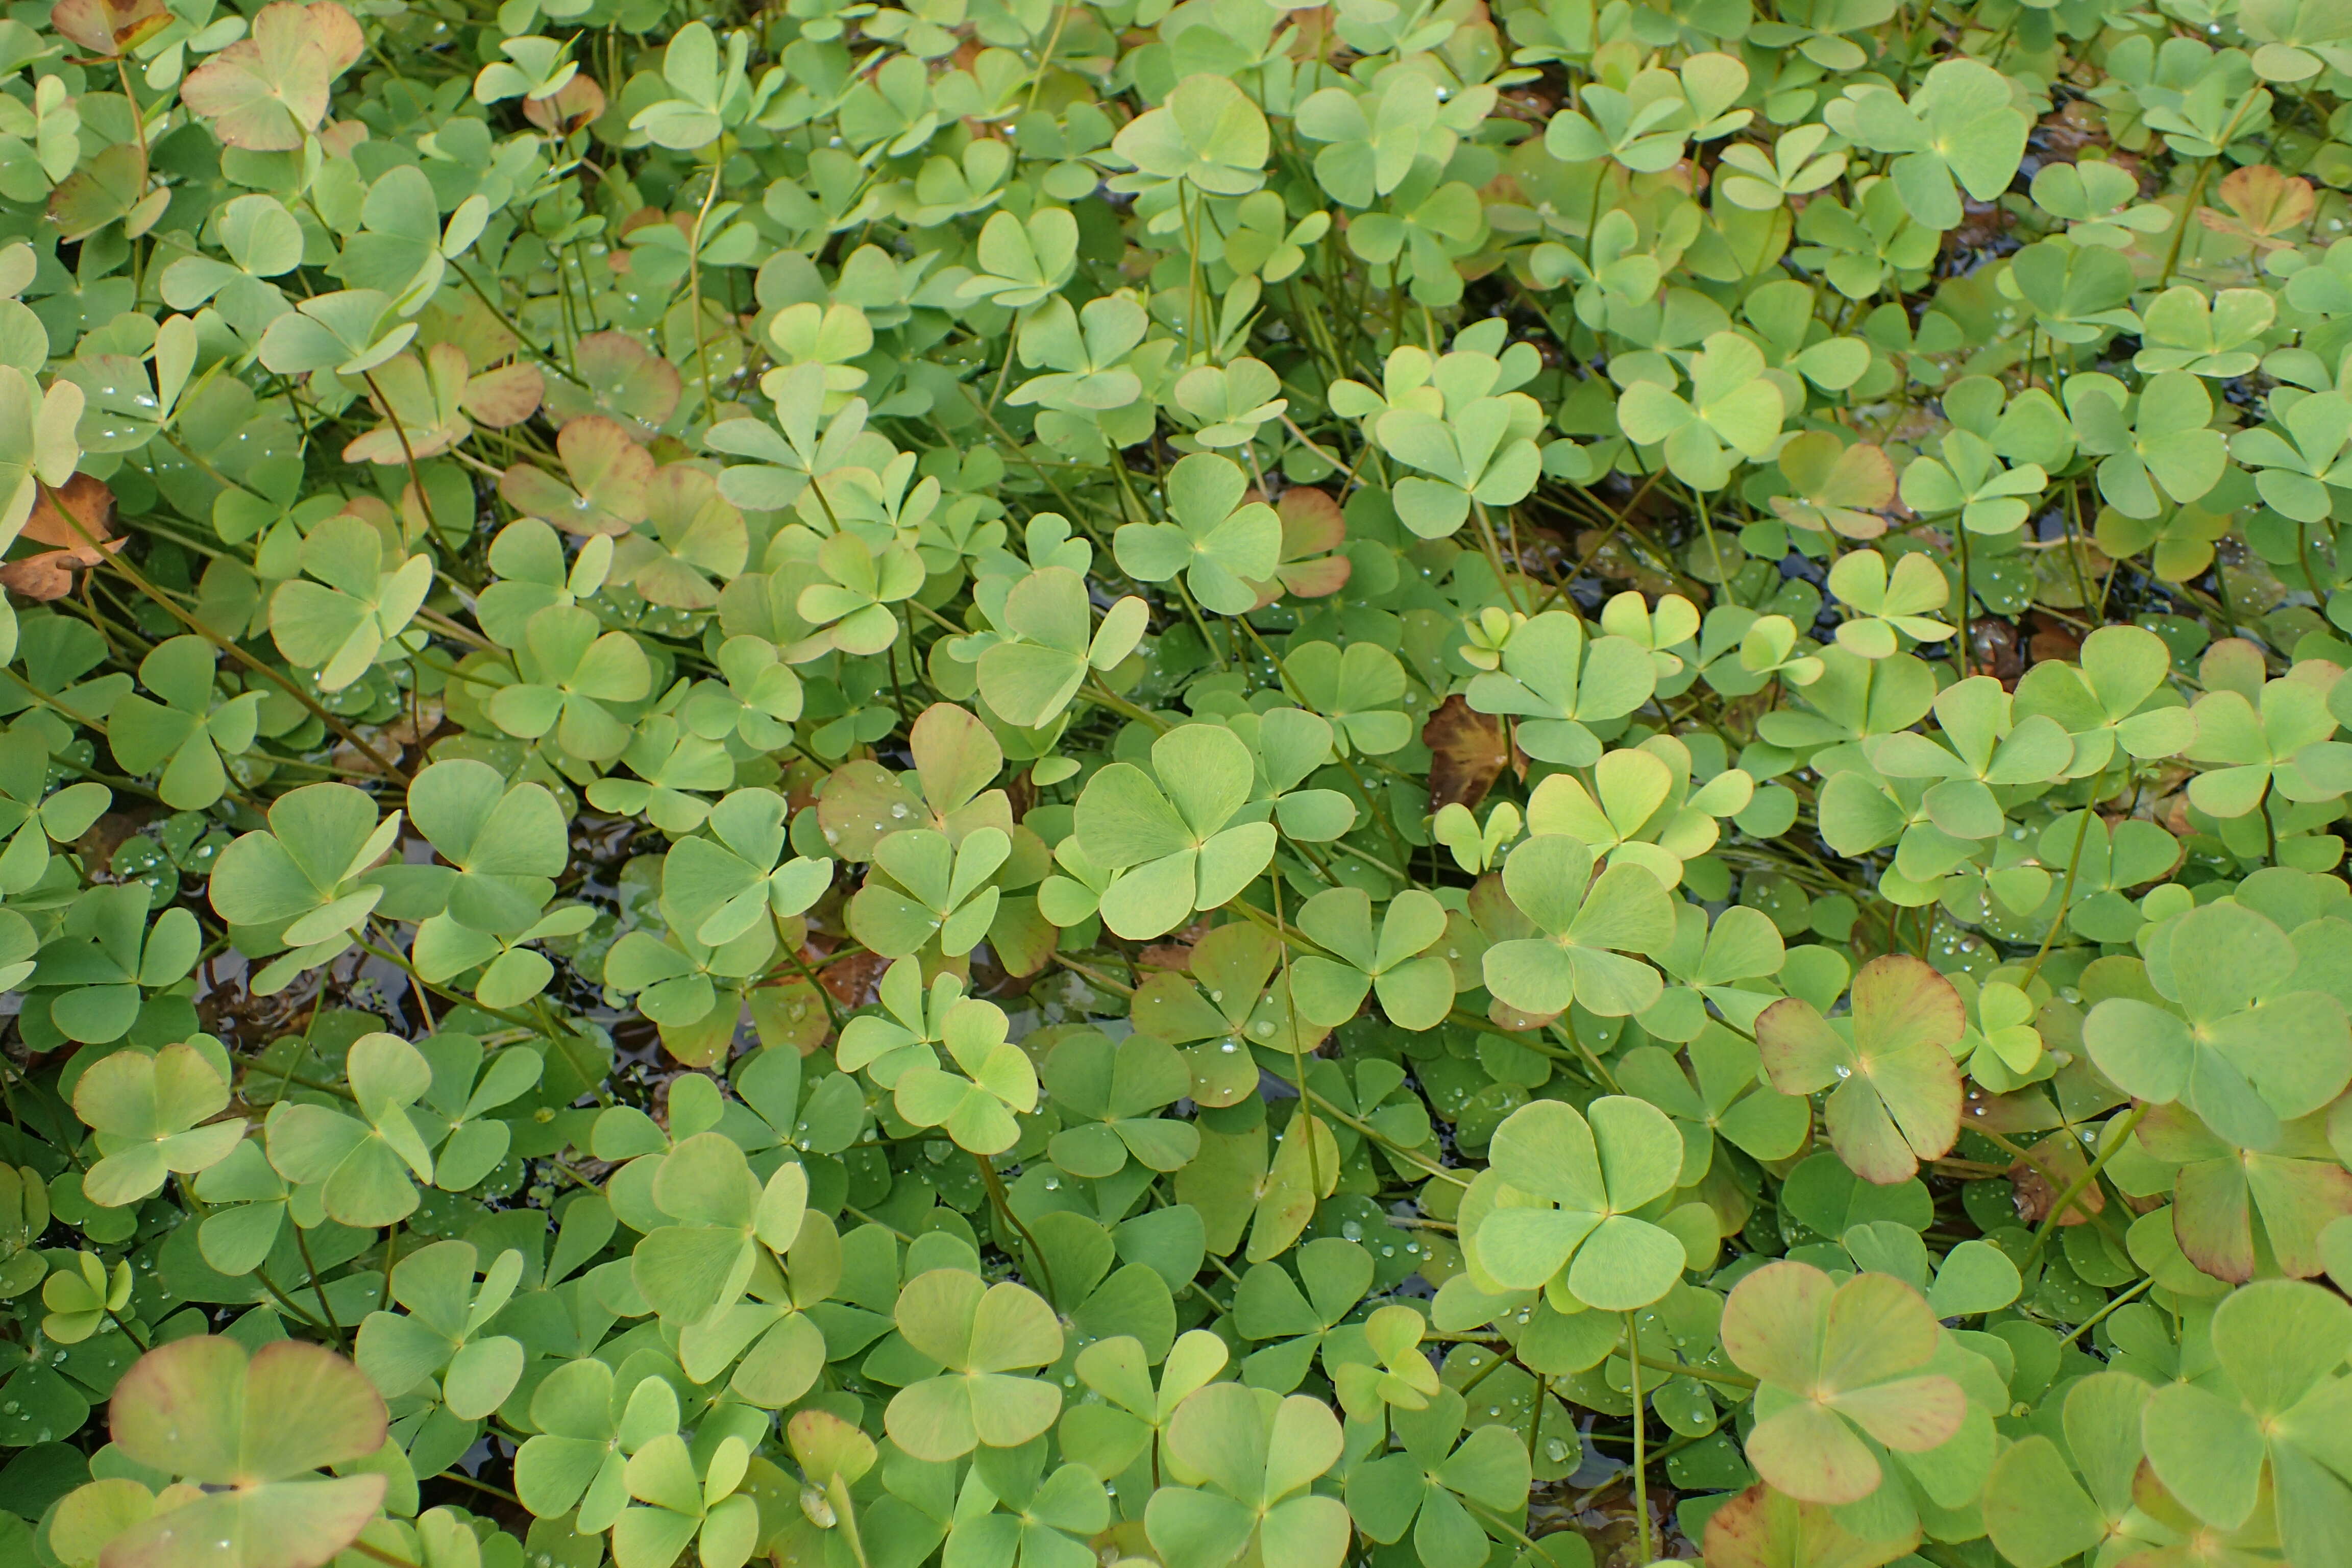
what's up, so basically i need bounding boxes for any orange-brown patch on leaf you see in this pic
[2198,164,2315,251]
[1423,693,1507,814]
[523,74,607,136]
[49,0,168,57]
[0,475,122,601]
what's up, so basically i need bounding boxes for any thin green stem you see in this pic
[2020,1104,2149,1271]
[2022,775,2111,988]
[1627,1311,1651,1565]
[974,1152,1059,1309]
[2057,1275,2155,1349]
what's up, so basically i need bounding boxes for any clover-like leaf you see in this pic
[1075,723,1278,940]
[354,1240,527,1420]
[1114,454,1282,615]
[1481,835,1676,1018]
[1463,1096,1687,1311]
[1463,610,1656,767]
[1616,332,1784,489]
[663,787,835,946]
[1719,1260,1966,1504]
[209,783,401,991]
[1290,887,1454,1030]
[181,2,364,151]
[106,638,262,812]
[884,1269,1064,1461]
[968,566,1148,728]
[97,1336,389,1568]
[1145,1382,1349,1568]
[2085,900,2351,1152]
[1110,75,1269,198]
[267,514,433,691]
[1835,58,2030,230]
[892,997,1039,1155]
[72,1043,243,1208]
[1756,955,1964,1184]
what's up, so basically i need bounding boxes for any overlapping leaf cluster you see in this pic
[5,1,2352,1567]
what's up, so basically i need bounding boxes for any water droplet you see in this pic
[1252,1021,1272,1036]
[1832,1064,1851,1079]
[1544,1438,1570,1462]
[890,803,909,818]
[1341,1220,1363,1240]
[1210,990,1223,1002]
[1219,1042,1238,1054]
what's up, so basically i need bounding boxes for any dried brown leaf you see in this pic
[1423,693,1506,814]
[49,0,169,57]
[0,475,121,600]
[523,74,607,136]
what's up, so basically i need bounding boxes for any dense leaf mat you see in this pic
[2,1,2352,1566]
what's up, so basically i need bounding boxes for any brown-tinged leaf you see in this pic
[422,296,519,368]
[334,493,401,537]
[18,473,116,551]
[0,474,121,600]
[985,895,1059,978]
[613,464,746,609]
[500,415,655,536]
[341,346,473,464]
[1423,693,1506,813]
[1250,486,1351,606]
[750,977,833,1055]
[461,363,544,429]
[2197,164,2315,251]
[319,120,368,160]
[1702,1483,1920,1568]
[1465,869,1531,943]
[2008,1131,2102,1227]
[819,948,891,1010]
[181,1,364,152]
[1756,955,1965,1185]
[48,143,156,244]
[49,0,169,57]
[544,332,682,439]
[1137,919,1213,973]
[2024,612,2083,667]
[1960,1083,2062,1137]
[1771,431,1896,540]
[523,74,607,136]
[1486,996,1556,1031]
